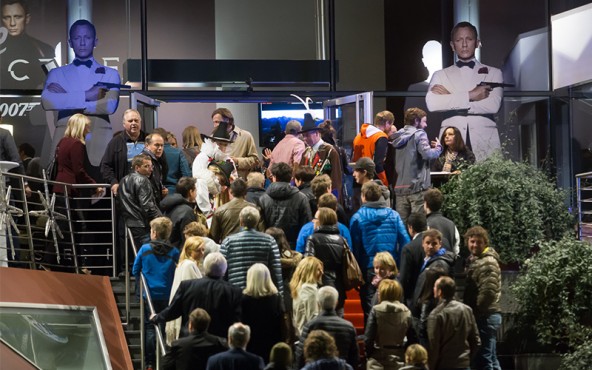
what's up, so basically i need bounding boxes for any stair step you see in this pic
[344,299,362,312]
[346,289,359,300]
[344,313,365,329]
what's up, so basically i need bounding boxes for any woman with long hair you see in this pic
[365,279,416,370]
[304,207,347,314]
[266,227,302,312]
[289,256,324,336]
[50,113,102,272]
[241,263,284,363]
[432,126,476,173]
[181,125,204,170]
[165,236,204,345]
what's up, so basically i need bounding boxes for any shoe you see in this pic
[79,268,92,275]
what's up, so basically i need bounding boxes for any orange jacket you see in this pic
[352,124,389,185]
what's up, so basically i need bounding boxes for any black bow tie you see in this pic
[456,60,475,69]
[73,59,92,68]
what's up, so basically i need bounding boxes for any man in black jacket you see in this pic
[100,109,146,196]
[258,162,312,247]
[160,176,197,248]
[152,252,242,338]
[118,154,162,250]
[162,308,227,370]
[411,229,455,346]
[399,212,427,309]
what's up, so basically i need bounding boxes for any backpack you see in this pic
[342,240,364,290]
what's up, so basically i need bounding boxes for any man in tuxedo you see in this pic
[206,323,264,370]
[41,19,120,171]
[426,21,503,161]
[0,0,55,89]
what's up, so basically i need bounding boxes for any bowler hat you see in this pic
[299,113,321,133]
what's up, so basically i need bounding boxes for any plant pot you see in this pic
[513,353,562,370]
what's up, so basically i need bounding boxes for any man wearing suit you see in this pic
[152,252,242,338]
[41,19,120,170]
[426,21,503,161]
[206,322,264,370]
[162,308,227,370]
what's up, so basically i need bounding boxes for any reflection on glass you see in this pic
[0,303,110,370]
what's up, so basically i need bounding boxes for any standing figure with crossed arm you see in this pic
[41,19,120,172]
[426,21,503,161]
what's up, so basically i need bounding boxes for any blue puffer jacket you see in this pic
[350,201,410,270]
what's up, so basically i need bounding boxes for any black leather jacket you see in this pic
[305,225,347,309]
[119,171,162,228]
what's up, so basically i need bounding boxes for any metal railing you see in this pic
[0,171,117,275]
[1,170,168,367]
[576,171,592,241]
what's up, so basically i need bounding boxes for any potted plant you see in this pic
[440,154,573,264]
[512,237,592,369]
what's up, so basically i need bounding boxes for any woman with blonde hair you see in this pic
[289,256,324,336]
[370,251,399,306]
[181,125,204,169]
[241,263,284,363]
[50,113,103,272]
[365,279,416,370]
[165,236,204,345]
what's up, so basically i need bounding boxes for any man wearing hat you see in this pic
[266,120,306,178]
[299,113,343,200]
[352,111,395,187]
[211,108,259,180]
[352,157,390,213]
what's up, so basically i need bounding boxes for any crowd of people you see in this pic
[0,13,504,370]
[101,101,497,370]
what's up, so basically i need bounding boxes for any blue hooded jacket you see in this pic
[350,201,410,270]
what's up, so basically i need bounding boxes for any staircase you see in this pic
[111,275,143,370]
[343,289,366,366]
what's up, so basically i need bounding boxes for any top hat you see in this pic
[299,113,321,133]
[204,121,233,143]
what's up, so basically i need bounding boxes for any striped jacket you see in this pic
[220,228,283,294]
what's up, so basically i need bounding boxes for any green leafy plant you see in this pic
[512,237,592,353]
[559,342,592,370]
[440,154,573,263]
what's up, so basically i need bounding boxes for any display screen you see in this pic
[259,102,324,149]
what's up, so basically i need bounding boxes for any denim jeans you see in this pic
[475,313,502,370]
[144,299,168,365]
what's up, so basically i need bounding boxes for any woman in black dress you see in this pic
[241,263,285,363]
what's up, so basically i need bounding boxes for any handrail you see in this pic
[126,227,166,369]
[0,171,116,275]
[575,171,592,178]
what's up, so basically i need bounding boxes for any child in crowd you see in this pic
[371,251,399,306]
[132,216,180,369]
[399,344,429,370]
